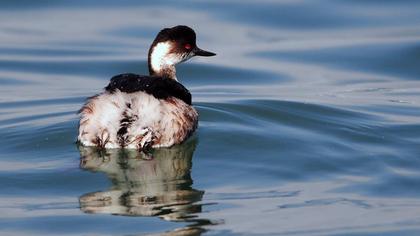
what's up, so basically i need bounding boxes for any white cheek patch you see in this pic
[150,42,171,73]
[150,42,192,73]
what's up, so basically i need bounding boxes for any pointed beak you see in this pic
[193,47,216,57]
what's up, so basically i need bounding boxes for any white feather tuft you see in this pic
[78,90,198,149]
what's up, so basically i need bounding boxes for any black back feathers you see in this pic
[105,73,192,105]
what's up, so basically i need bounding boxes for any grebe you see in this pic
[77,25,215,150]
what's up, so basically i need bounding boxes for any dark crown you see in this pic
[152,25,197,46]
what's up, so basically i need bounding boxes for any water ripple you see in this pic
[1,1,420,235]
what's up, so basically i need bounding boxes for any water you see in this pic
[1,1,420,235]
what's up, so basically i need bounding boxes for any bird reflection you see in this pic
[78,138,211,234]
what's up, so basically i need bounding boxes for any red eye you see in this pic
[184,43,191,50]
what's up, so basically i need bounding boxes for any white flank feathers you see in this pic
[78,90,198,149]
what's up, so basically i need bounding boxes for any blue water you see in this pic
[1,1,420,235]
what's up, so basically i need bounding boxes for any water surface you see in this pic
[1,1,420,235]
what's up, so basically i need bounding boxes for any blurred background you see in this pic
[1,1,420,235]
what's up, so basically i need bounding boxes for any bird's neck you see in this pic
[148,42,178,81]
[149,64,177,81]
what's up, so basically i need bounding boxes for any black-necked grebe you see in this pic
[78,25,215,150]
